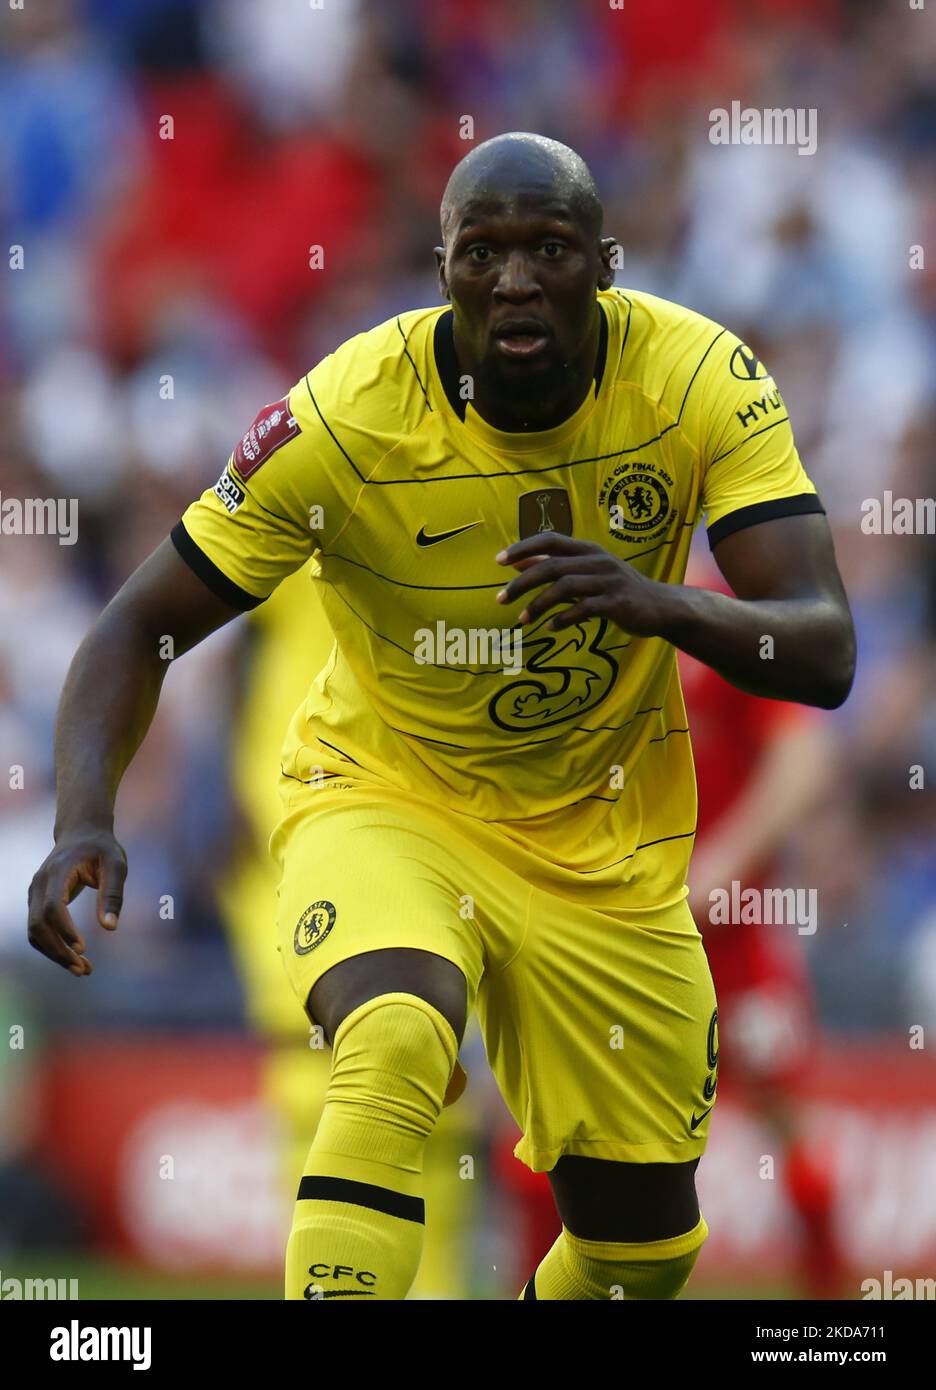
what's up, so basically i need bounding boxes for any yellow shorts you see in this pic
[271,778,718,1173]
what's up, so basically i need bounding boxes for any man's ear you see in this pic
[434,246,450,301]
[597,235,618,291]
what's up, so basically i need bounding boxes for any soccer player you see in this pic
[27,132,855,1301]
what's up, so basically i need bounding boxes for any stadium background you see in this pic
[1,0,935,1299]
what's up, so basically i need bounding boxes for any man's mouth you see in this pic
[493,319,551,360]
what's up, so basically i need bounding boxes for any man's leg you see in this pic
[480,884,717,1302]
[520,1156,707,1300]
[285,947,467,1301]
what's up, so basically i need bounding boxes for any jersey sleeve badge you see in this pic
[233,396,301,479]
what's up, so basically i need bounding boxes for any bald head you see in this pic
[440,132,603,244]
[433,132,614,433]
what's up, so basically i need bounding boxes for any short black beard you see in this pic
[475,352,579,429]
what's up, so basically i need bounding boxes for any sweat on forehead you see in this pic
[440,133,602,241]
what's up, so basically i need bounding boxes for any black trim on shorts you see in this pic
[706,493,825,549]
[523,1274,538,1300]
[170,520,267,611]
[297,1175,425,1224]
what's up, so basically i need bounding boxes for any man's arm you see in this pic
[661,513,856,707]
[495,512,856,709]
[28,538,243,976]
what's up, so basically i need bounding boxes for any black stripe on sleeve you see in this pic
[706,493,825,549]
[170,520,267,611]
[297,1175,425,1224]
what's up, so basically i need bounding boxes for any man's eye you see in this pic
[541,242,565,258]
[467,246,493,263]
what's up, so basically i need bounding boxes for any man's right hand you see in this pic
[27,535,244,977]
[27,829,128,976]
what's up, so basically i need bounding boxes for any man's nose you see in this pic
[493,250,541,300]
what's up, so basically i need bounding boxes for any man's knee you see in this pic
[528,1217,708,1300]
[325,991,459,1143]
[307,948,468,1047]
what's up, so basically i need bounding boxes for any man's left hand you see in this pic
[496,532,673,637]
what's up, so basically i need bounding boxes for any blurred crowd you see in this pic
[1,0,935,1044]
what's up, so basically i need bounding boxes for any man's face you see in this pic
[435,188,610,404]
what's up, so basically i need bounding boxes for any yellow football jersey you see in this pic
[173,287,822,909]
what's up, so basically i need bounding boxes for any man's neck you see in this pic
[455,306,602,434]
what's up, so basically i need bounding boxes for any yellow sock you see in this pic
[285,992,457,1300]
[521,1216,708,1300]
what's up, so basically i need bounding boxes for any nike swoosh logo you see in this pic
[415,522,480,547]
[690,1105,715,1131]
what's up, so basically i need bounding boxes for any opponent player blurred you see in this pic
[28,133,855,1300]
[680,555,844,1299]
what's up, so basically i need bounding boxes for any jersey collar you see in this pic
[433,300,608,452]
